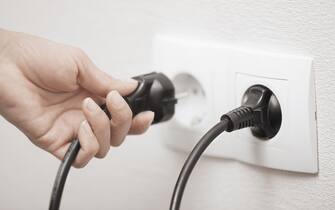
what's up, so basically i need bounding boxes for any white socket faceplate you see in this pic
[153,35,318,173]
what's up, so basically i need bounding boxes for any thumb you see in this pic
[73,48,138,97]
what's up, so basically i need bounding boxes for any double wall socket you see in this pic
[153,35,318,173]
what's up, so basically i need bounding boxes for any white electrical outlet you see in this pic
[153,35,318,174]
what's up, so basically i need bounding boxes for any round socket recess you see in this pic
[172,73,207,127]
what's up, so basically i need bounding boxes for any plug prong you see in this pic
[175,91,190,100]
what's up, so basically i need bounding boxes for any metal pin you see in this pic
[175,91,191,100]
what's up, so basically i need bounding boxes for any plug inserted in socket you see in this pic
[153,35,317,173]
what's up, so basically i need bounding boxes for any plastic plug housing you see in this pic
[221,85,282,140]
[101,72,177,124]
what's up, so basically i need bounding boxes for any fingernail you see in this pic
[108,91,124,109]
[84,98,100,113]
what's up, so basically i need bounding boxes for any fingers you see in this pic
[72,48,138,97]
[72,108,153,167]
[82,97,110,158]
[78,93,154,161]
[74,120,100,168]
[106,91,133,146]
[51,90,154,168]
[51,116,104,168]
[129,111,155,134]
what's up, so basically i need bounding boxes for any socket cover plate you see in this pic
[153,35,318,173]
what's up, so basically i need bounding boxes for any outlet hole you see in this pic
[173,73,206,127]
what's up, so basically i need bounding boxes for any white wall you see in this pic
[0,0,335,209]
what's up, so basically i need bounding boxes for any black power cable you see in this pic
[49,139,80,210]
[170,85,282,210]
[170,118,229,210]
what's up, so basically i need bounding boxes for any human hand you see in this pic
[0,29,154,168]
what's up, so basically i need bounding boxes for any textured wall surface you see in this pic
[0,0,335,209]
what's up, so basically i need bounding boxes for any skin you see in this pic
[0,29,154,168]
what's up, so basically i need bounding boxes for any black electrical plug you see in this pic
[221,84,282,139]
[170,84,283,210]
[170,85,282,210]
[100,72,176,124]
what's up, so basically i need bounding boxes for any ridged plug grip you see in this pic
[221,85,282,140]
